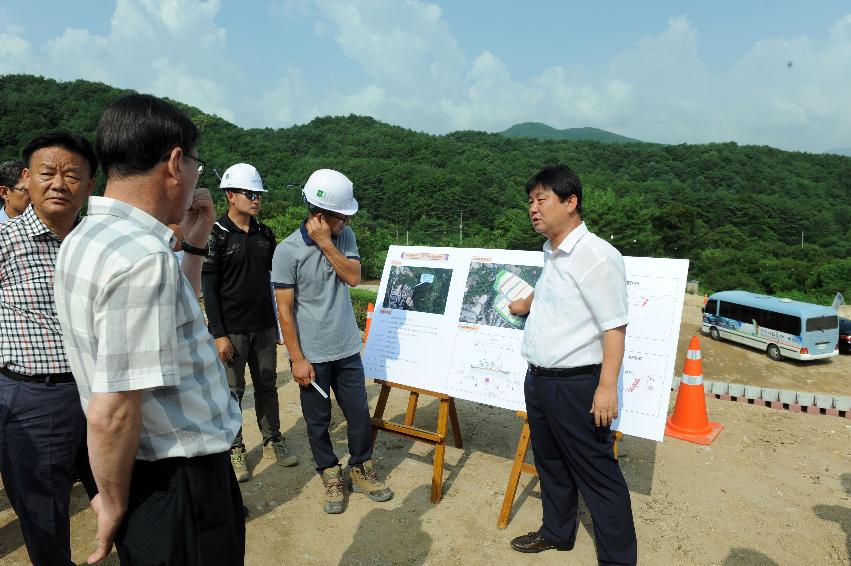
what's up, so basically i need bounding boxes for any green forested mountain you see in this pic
[500,122,643,144]
[1,74,849,301]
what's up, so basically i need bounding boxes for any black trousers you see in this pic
[115,452,245,566]
[224,327,281,448]
[0,374,85,566]
[525,367,637,566]
[300,353,373,471]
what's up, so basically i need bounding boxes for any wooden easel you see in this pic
[370,379,462,503]
[497,411,622,528]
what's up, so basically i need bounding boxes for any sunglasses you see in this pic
[232,190,263,201]
[323,210,349,222]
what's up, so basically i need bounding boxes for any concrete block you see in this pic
[833,397,851,412]
[744,385,761,399]
[802,405,820,414]
[728,383,745,397]
[778,390,797,404]
[769,400,785,410]
[711,381,729,395]
[825,408,839,417]
[720,394,732,401]
[788,404,802,413]
[795,392,815,406]
[761,388,779,402]
[814,394,834,410]
[735,396,748,403]
[752,399,768,407]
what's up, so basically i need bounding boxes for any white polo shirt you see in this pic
[521,222,629,369]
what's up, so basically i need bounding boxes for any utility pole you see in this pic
[459,212,463,245]
[801,231,804,249]
[406,230,409,246]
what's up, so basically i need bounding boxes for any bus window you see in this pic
[705,299,717,315]
[806,315,838,332]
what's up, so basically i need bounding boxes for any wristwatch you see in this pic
[181,241,208,257]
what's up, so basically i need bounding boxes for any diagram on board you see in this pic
[619,351,669,417]
[625,276,678,342]
[459,262,541,330]
[446,331,526,408]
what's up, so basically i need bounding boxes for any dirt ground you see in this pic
[2,295,849,565]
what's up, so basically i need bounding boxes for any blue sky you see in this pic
[1,1,850,152]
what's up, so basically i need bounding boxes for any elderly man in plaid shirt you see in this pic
[55,94,244,565]
[0,131,97,566]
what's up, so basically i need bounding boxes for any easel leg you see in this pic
[448,398,463,448]
[404,391,419,426]
[498,418,531,529]
[371,384,391,446]
[431,397,450,503]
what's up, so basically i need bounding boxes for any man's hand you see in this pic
[215,336,235,363]
[508,295,531,316]
[305,214,332,248]
[291,358,315,386]
[590,383,619,427]
[87,493,123,564]
[180,188,215,247]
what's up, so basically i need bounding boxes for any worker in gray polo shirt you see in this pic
[272,168,393,514]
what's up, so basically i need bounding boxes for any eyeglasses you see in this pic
[183,153,206,174]
[9,185,28,194]
[233,190,263,201]
[160,150,205,173]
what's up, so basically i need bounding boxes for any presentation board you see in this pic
[362,245,689,441]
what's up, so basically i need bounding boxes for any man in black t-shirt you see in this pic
[202,163,298,481]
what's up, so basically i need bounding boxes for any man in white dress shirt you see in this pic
[508,164,637,565]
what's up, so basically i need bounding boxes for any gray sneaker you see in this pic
[230,448,250,483]
[263,437,298,467]
[321,465,345,514]
[350,459,393,502]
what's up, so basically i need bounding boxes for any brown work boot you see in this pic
[263,437,298,467]
[349,459,393,502]
[320,465,345,514]
[230,448,250,483]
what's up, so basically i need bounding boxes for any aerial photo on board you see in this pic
[459,263,542,330]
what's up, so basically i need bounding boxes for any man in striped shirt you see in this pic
[54,94,244,565]
[0,131,97,566]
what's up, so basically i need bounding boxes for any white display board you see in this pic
[363,246,689,441]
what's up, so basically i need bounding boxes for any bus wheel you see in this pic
[767,344,783,361]
[709,327,721,341]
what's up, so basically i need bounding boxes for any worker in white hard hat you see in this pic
[271,168,393,514]
[202,163,298,483]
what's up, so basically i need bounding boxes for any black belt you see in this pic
[0,367,75,384]
[528,364,600,378]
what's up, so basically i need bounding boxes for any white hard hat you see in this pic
[219,163,266,193]
[302,169,358,216]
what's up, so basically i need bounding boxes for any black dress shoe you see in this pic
[510,531,573,553]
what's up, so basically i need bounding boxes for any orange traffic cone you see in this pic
[363,302,374,344]
[665,336,723,445]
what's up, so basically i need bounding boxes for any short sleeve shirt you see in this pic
[54,196,241,461]
[522,222,629,368]
[271,222,362,363]
[0,205,71,374]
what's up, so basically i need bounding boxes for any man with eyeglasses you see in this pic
[54,94,244,565]
[0,159,29,222]
[203,163,298,483]
[272,168,393,515]
[0,132,97,566]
